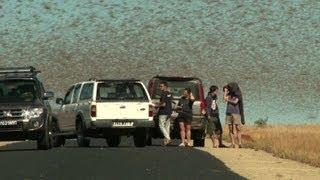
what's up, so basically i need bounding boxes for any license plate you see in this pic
[112,122,134,127]
[0,120,18,126]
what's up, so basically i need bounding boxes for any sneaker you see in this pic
[162,139,168,146]
[179,143,185,147]
[186,142,192,147]
[163,139,171,146]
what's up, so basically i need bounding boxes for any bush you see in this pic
[254,117,268,127]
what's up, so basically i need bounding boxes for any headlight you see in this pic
[23,108,44,119]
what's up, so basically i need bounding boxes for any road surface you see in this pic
[0,138,244,180]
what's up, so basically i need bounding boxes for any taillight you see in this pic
[198,84,206,114]
[91,105,97,117]
[147,80,155,97]
[149,104,155,117]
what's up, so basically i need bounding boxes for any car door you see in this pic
[78,83,94,124]
[58,85,75,131]
[68,83,82,131]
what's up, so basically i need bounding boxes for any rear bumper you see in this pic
[89,119,154,129]
[151,115,206,139]
[85,120,154,137]
[167,114,206,130]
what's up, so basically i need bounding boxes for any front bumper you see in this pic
[0,119,46,141]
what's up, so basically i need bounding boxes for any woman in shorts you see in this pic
[176,88,195,147]
[224,83,245,148]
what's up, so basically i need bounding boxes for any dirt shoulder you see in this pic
[196,139,320,180]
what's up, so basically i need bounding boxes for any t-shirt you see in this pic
[206,93,219,117]
[177,96,194,117]
[226,96,240,115]
[158,91,173,116]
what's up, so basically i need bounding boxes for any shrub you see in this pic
[254,117,268,127]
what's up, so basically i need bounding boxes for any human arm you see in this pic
[205,95,212,117]
[227,97,239,105]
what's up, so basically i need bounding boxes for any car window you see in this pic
[64,86,74,104]
[79,83,94,101]
[153,80,200,100]
[72,84,82,104]
[0,80,37,103]
[97,82,148,101]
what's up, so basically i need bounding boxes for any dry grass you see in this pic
[223,125,320,167]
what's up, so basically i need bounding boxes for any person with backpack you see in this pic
[205,85,223,148]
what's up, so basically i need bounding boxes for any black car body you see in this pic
[0,67,54,150]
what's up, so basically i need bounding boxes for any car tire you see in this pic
[133,128,147,147]
[52,121,65,148]
[193,131,205,147]
[106,135,121,147]
[193,138,205,147]
[76,121,90,147]
[146,136,152,146]
[146,129,152,146]
[37,122,53,150]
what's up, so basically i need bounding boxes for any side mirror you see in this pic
[56,98,64,105]
[44,91,54,100]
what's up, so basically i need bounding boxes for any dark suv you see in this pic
[0,67,54,150]
[147,76,207,147]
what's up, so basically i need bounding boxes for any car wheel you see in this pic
[37,122,53,150]
[76,121,90,147]
[193,138,205,147]
[52,121,65,148]
[146,129,152,146]
[193,130,205,147]
[133,128,147,147]
[106,135,121,147]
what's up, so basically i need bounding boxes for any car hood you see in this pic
[0,100,43,109]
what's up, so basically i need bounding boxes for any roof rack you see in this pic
[0,66,41,74]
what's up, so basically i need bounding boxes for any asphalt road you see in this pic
[0,138,245,180]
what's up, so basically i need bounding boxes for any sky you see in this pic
[0,0,319,124]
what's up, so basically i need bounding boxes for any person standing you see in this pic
[175,88,195,147]
[157,82,173,146]
[224,83,244,148]
[205,85,223,148]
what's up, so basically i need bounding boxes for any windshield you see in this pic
[152,80,200,100]
[97,82,148,101]
[0,80,37,103]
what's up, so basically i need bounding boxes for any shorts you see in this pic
[207,116,222,136]
[176,114,192,124]
[225,114,241,125]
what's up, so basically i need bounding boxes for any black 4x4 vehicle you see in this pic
[0,67,54,150]
[148,76,207,147]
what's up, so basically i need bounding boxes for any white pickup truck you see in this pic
[52,79,154,147]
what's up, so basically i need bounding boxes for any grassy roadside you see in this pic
[223,125,320,167]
